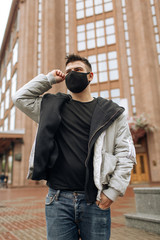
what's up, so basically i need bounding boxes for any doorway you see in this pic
[131,153,150,183]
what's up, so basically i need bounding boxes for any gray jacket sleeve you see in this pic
[12,73,56,123]
[103,114,136,201]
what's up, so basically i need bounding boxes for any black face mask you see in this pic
[65,71,90,93]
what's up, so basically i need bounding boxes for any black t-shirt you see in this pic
[49,98,97,191]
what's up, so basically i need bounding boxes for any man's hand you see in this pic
[51,69,65,83]
[96,192,113,210]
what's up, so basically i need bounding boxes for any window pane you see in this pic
[128,67,133,77]
[98,53,106,61]
[105,17,114,25]
[127,48,131,56]
[123,14,127,21]
[155,34,159,43]
[126,41,130,47]
[124,22,128,30]
[86,7,94,16]
[76,1,84,10]
[86,22,94,30]
[125,31,129,40]
[92,63,97,72]
[2,77,6,93]
[154,27,158,33]
[95,5,103,14]
[7,62,11,81]
[112,98,120,104]
[156,43,160,53]
[88,55,96,63]
[131,95,135,106]
[99,72,108,82]
[77,25,85,32]
[87,39,95,49]
[108,59,118,70]
[152,16,157,25]
[106,25,115,35]
[4,117,8,131]
[91,74,98,84]
[100,90,109,98]
[85,0,93,8]
[13,41,18,65]
[133,107,136,114]
[94,0,102,5]
[91,92,98,97]
[98,62,107,71]
[130,86,134,94]
[96,28,104,37]
[1,101,4,119]
[108,51,117,59]
[104,2,113,12]
[78,41,86,51]
[77,10,84,19]
[127,56,132,66]
[109,70,119,80]
[130,78,134,85]
[11,71,17,97]
[87,30,95,39]
[96,20,104,28]
[5,88,10,110]
[121,0,126,7]
[97,37,105,47]
[10,106,15,130]
[38,43,41,52]
[111,88,120,97]
[106,35,116,45]
[77,32,85,41]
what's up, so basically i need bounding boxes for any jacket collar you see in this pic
[89,97,125,147]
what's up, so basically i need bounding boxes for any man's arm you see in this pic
[12,70,65,123]
[99,114,136,208]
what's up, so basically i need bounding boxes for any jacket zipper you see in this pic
[85,109,122,167]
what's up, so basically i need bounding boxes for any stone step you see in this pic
[125,213,160,235]
[134,187,160,215]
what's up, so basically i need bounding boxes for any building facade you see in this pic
[0,0,160,186]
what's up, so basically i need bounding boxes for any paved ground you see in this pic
[0,184,160,240]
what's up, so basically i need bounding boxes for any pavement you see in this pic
[0,184,160,240]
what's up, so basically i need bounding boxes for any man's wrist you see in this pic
[46,72,57,85]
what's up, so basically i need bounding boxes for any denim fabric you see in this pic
[45,188,111,240]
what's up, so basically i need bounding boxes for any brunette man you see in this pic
[13,54,136,240]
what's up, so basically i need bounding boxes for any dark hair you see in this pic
[65,54,92,71]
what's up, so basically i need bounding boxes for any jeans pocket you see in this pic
[94,202,110,211]
[45,194,56,206]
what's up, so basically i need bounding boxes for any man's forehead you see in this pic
[65,61,86,70]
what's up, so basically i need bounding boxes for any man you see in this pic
[13,54,136,240]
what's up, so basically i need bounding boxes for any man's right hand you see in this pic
[51,70,65,83]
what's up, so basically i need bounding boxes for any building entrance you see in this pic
[131,153,150,183]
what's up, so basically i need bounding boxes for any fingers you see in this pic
[55,70,65,80]
[97,192,113,209]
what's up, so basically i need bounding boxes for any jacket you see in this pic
[12,73,136,202]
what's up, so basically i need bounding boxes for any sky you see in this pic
[0,0,12,49]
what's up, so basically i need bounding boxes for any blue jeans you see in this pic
[45,188,111,240]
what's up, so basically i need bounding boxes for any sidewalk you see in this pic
[0,185,160,240]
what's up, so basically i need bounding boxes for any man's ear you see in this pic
[88,72,94,82]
